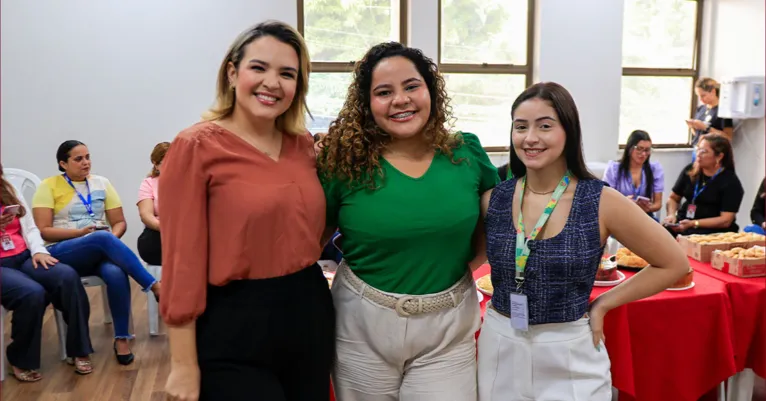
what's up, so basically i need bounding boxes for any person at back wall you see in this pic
[663,134,744,237]
[136,142,170,266]
[602,130,664,220]
[744,177,766,235]
[686,77,734,163]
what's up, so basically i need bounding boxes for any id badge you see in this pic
[686,205,697,219]
[510,293,529,331]
[1,234,15,251]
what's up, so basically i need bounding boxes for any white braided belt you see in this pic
[339,261,473,317]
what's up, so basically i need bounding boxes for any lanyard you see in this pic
[691,168,721,204]
[63,174,95,217]
[515,172,571,287]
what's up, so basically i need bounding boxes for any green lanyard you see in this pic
[515,172,572,289]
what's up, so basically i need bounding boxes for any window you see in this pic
[439,0,534,150]
[620,0,702,147]
[298,0,406,133]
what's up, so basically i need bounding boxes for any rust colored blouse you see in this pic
[158,122,326,325]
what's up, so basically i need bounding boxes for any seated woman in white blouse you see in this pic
[602,130,664,220]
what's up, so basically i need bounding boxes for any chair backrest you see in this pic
[3,168,42,205]
[586,161,609,181]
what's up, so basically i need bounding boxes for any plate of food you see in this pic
[616,248,650,271]
[666,268,694,291]
[475,274,493,297]
[594,270,626,287]
[594,256,626,286]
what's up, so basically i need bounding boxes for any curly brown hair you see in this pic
[317,42,462,189]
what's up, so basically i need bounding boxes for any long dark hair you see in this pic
[0,163,26,217]
[688,134,735,182]
[618,130,654,198]
[509,82,596,180]
[56,140,86,172]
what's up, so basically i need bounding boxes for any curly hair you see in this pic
[317,42,462,189]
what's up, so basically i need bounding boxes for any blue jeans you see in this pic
[46,231,157,339]
[744,224,766,235]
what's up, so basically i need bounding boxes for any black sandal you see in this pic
[113,341,135,365]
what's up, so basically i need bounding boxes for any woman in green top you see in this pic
[318,42,498,401]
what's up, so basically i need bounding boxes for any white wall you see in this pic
[701,0,766,228]
[1,0,298,252]
[1,0,763,246]
[534,0,624,165]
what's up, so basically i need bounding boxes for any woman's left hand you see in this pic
[32,253,58,270]
[589,299,607,350]
[688,119,707,130]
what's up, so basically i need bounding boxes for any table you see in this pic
[473,264,738,401]
[689,259,766,401]
[690,259,766,377]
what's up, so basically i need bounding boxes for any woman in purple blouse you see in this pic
[602,130,664,219]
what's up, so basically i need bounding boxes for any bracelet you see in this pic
[694,220,700,229]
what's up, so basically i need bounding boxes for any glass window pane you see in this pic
[440,0,528,65]
[622,0,698,69]
[303,0,400,63]
[445,73,526,148]
[619,76,694,145]
[306,72,354,134]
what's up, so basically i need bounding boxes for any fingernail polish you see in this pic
[596,344,601,352]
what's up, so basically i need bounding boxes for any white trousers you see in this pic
[478,308,612,401]
[331,263,481,401]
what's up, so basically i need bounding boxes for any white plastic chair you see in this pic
[3,168,42,207]
[146,264,164,336]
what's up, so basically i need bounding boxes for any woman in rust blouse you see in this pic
[160,21,334,401]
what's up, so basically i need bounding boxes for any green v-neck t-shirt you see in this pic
[321,132,499,295]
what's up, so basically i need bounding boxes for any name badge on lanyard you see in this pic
[0,206,15,251]
[512,171,571,331]
[63,174,95,218]
[687,168,721,220]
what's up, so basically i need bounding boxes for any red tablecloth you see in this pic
[689,259,766,377]
[474,265,737,401]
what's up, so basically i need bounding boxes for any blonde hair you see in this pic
[149,142,171,177]
[696,77,721,97]
[202,21,311,136]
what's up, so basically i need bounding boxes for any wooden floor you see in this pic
[2,283,169,401]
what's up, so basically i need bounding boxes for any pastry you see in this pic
[616,248,648,268]
[670,268,694,289]
[720,246,766,260]
[476,275,493,295]
[688,232,765,244]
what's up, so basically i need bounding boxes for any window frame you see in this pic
[297,0,409,74]
[437,0,536,152]
[619,0,705,149]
